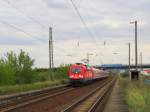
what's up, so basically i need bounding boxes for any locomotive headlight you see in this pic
[79,75,83,78]
[70,75,74,78]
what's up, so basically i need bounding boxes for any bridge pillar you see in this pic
[130,70,139,80]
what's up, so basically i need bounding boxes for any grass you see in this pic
[0,50,70,95]
[0,67,70,95]
[0,79,68,95]
[119,77,150,112]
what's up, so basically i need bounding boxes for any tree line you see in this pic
[0,50,35,85]
[0,50,70,86]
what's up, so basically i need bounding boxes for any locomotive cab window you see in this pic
[72,68,82,74]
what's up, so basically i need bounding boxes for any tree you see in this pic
[0,51,17,85]
[16,50,35,84]
[0,50,35,85]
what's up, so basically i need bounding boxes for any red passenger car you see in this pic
[69,63,108,85]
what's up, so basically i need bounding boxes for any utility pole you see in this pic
[130,21,138,70]
[128,43,131,80]
[135,21,138,70]
[51,29,54,68]
[130,20,139,80]
[128,43,131,71]
[49,27,54,80]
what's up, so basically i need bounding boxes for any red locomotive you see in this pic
[68,63,109,85]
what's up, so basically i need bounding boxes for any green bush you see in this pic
[15,50,35,84]
[0,50,70,95]
[120,77,150,112]
[0,50,35,85]
[35,65,69,81]
[0,60,16,85]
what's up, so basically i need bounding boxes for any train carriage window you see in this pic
[72,68,81,74]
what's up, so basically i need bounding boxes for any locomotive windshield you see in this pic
[72,68,81,74]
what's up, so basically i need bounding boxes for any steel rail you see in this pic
[0,84,69,102]
[0,84,74,112]
[88,78,116,112]
[62,77,116,112]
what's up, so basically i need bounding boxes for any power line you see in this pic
[70,0,122,64]
[69,0,105,65]
[76,1,106,64]
[0,20,73,57]
[2,0,81,55]
[69,0,95,39]
[2,0,47,29]
[1,0,98,65]
[0,20,70,54]
[2,0,109,65]
[0,20,45,42]
[0,21,74,56]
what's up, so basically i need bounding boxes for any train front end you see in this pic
[69,64,85,85]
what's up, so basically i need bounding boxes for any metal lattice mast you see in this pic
[49,27,53,80]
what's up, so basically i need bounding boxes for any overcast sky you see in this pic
[0,0,150,67]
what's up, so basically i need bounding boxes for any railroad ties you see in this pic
[0,85,72,112]
[62,77,116,112]
[0,79,108,112]
[0,76,122,112]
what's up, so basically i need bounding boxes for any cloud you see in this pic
[0,0,150,67]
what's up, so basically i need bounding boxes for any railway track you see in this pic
[62,77,116,112]
[0,84,74,112]
[0,77,114,112]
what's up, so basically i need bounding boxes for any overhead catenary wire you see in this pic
[72,0,127,64]
[69,0,95,40]
[2,0,47,29]
[0,20,71,53]
[1,0,121,65]
[0,20,45,42]
[2,0,76,55]
[69,0,105,64]
[0,20,73,61]
[0,20,72,57]
[79,7,116,64]
[3,0,101,60]
[0,0,102,66]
